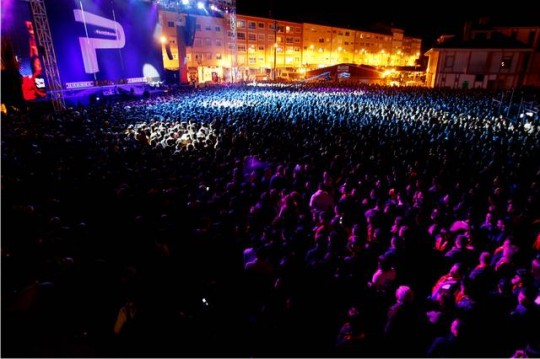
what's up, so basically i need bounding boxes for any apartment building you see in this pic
[158,8,422,83]
[236,15,303,81]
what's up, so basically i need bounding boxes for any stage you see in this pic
[24,83,173,112]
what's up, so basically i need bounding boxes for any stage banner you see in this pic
[44,0,163,87]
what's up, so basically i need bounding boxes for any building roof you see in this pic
[433,32,530,49]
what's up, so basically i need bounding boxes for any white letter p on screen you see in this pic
[74,9,126,74]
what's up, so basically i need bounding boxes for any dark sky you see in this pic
[235,0,539,50]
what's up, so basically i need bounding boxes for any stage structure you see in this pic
[214,0,238,82]
[44,0,164,88]
[3,0,165,111]
[160,0,237,83]
[29,0,65,112]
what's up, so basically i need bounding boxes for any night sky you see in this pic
[235,0,539,51]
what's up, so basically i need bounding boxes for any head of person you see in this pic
[395,285,414,304]
[31,55,42,76]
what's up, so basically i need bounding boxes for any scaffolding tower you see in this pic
[29,0,65,112]
[214,0,237,82]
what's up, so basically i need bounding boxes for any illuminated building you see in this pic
[158,5,422,84]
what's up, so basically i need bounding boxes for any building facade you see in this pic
[425,23,540,89]
[472,25,540,86]
[158,8,422,84]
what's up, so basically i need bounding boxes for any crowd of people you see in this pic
[2,83,540,357]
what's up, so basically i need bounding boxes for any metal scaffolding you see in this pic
[29,0,65,112]
[214,0,237,82]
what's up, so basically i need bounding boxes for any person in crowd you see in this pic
[427,318,470,357]
[309,182,335,222]
[384,285,429,357]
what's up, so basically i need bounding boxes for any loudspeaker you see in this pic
[183,15,196,47]
[165,43,173,60]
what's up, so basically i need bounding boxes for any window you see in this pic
[167,21,174,27]
[205,25,212,31]
[204,38,212,46]
[215,26,221,32]
[216,53,222,60]
[529,30,536,46]
[215,39,222,47]
[237,20,245,28]
[248,22,256,30]
[258,45,265,51]
[258,22,265,29]
[248,33,257,41]
[501,55,512,69]
[237,32,246,40]
[249,57,256,64]
[238,45,246,52]
[258,34,265,42]
[445,55,454,68]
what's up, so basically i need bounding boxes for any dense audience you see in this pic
[2,83,540,357]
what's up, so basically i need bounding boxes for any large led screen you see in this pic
[1,0,48,101]
[45,0,163,89]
